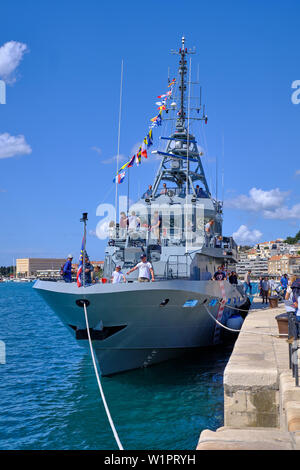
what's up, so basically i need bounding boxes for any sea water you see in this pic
[0,283,233,450]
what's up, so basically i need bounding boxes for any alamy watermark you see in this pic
[95,196,206,247]
[291,80,300,104]
[0,341,6,364]
[0,80,6,104]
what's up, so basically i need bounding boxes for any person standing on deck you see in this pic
[205,219,214,246]
[127,254,155,282]
[213,266,226,281]
[82,256,94,285]
[62,255,73,283]
[111,265,126,284]
[128,211,140,232]
[229,271,238,285]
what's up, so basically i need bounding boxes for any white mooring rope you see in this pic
[83,302,124,450]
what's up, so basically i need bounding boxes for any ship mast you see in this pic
[178,36,187,130]
[150,37,210,198]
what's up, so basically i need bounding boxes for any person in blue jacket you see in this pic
[280,273,289,297]
[62,254,73,282]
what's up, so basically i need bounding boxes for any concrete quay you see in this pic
[197,298,300,450]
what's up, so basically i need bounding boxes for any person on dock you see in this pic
[258,276,263,298]
[261,277,270,304]
[126,254,155,282]
[243,270,252,295]
[62,254,73,283]
[291,278,300,318]
[111,265,126,284]
[280,273,289,298]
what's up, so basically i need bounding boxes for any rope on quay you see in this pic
[83,301,124,451]
[203,303,288,338]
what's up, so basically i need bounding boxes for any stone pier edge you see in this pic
[197,299,300,450]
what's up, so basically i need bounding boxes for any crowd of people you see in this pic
[212,265,238,284]
[61,253,155,285]
[142,183,209,199]
[61,254,98,284]
[61,252,300,319]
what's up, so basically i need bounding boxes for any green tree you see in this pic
[285,230,300,245]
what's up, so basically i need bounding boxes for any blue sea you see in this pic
[0,283,234,450]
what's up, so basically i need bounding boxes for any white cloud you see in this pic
[101,153,126,165]
[226,187,288,211]
[263,204,300,220]
[232,225,262,245]
[0,41,28,83]
[91,146,102,156]
[296,170,300,176]
[225,187,300,220]
[0,133,32,159]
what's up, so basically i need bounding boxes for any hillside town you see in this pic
[236,238,300,279]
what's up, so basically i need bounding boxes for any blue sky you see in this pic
[0,0,299,265]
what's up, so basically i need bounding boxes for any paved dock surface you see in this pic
[197,298,300,450]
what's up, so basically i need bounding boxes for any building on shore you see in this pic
[236,240,300,279]
[16,258,66,278]
[268,254,300,277]
[235,255,269,278]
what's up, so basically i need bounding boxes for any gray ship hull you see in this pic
[34,279,246,375]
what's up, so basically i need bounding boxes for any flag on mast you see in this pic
[113,171,125,184]
[77,237,84,287]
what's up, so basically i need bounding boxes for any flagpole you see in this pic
[80,212,88,287]
[115,59,124,227]
[127,166,130,216]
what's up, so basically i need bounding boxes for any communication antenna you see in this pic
[115,59,124,225]
[221,133,225,203]
[216,153,218,201]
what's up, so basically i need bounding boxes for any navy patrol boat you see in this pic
[34,38,247,375]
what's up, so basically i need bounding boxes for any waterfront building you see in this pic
[268,254,300,276]
[16,258,66,278]
[268,255,282,276]
[236,256,269,278]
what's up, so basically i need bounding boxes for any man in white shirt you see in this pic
[243,270,252,295]
[128,211,140,231]
[205,219,214,246]
[111,265,126,284]
[126,254,155,282]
